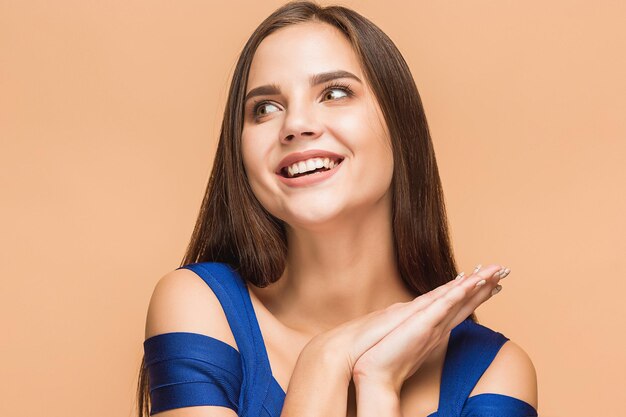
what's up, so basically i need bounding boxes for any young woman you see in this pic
[136,2,538,416]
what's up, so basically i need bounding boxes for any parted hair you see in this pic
[136,1,476,415]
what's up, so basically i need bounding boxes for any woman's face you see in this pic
[241,22,393,229]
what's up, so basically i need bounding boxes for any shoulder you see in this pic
[470,333,539,410]
[144,266,239,352]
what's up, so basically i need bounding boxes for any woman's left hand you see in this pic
[351,264,508,395]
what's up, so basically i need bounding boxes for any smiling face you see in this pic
[241,21,394,230]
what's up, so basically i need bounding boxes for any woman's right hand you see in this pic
[302,263,509,386]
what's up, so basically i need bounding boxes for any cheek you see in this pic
[240,132,277,203]
[240,135,265,196]
[355,113,394,191]
[241,129,265,173]
[241,145,253,167]
[364,106,394,174]
[328,108,368,142]
[240,137,254,179]
[332,106,393,167]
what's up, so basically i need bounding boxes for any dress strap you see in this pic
[436,320,510,417]
[178,262,272,417]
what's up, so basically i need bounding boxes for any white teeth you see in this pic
[284,157,342,177]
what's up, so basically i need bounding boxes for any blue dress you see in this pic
[144,262,538,417]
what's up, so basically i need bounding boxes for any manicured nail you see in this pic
[491,285,503,296]
[475,279,486,287]
[455,272,465,280]
[499,268,511,279]
[473,264,482,274]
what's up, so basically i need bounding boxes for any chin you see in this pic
[281,206,347,231]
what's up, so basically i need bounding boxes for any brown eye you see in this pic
[321,82,354,102]
[324,88,349,101]
[252,101,279,119]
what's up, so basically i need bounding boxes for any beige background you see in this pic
[1,1,624,416]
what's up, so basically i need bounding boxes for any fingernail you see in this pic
[475,279,486,287]
[500,268,511,279]
[491,285,503,296]
[455,272,465,280]
[473,264,482,274]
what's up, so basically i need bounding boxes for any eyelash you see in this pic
[249,81,355,120]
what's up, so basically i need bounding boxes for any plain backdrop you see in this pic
[1,1,624,416]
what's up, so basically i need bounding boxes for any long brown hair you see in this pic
[136,1,476,415]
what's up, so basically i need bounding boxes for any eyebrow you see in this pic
[244,70,362,103]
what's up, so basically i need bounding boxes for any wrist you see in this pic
[301,336,353,384]
[353,369,402,397]
[354,380,402,416]
[354,376,400,397]
[282,346,352,417]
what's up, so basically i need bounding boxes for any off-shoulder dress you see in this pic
[143,262,538,417]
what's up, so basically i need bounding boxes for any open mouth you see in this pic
[280,158,343,178]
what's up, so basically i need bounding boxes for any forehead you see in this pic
[246,22,363,90]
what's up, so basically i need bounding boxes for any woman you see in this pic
[137,1,538,416]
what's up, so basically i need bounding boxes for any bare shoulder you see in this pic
[144,267,238,352]
[470,339,539,409]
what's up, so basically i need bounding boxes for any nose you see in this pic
[279,102,323,144]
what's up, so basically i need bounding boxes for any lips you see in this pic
[275,149,345,176]
[276,156,344,187]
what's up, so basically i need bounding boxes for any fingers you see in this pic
[404,263,504,316]
[404,264,505,333]
[359,264,506,359]
[438,264,510,334]
[401,272,464,315]
[371,264,503,340]
[339,273,464,359]
[320,263,509,369]
[334,265,487,361]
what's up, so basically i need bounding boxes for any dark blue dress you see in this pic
[144,262,538,417]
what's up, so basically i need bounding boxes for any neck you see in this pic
[250,194,415,335]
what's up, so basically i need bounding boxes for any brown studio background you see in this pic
[1,1,624,416]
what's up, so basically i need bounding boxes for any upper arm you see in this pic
[469,339,539,410]
[144,268,239,417]
[145,268,238,351]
